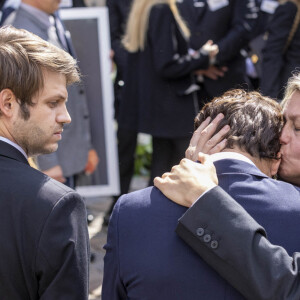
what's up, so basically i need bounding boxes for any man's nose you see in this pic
[57,105,71,124]
[280,125,289,144]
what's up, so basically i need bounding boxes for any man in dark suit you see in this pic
[0,26,89,299]
[9,0,99,188]
[102,89,300,299]
[154,74,300,299]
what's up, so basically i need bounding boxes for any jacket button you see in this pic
[196,228,205,237]
[211,240,219,249]
[203,234,211,243]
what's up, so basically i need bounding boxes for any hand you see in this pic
[84,149,99,175]
[194,66,228,80]
[154,153,218,207]
[185,113,230,161]
[110,49,115,72]
[201,40,219,59]
[43,165,66,183]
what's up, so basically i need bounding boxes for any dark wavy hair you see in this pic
[195,89,284,159]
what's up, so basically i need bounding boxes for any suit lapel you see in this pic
[0,141,29,165]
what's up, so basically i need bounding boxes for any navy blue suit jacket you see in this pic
[0,141,89,299]
[103,158,300,299]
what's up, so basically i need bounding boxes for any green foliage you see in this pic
[134,141,152,176]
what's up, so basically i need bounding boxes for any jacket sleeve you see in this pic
[176,186,300,300]
[106,0,128,72]
[216,0,255,64]
[148,4,209,79]
[102,198,127,300]
[36,191,90,300]
[260,2,297,98]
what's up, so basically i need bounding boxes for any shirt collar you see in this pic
[210,151,256,166]
[20,3,51,28]
[0,136,28,159]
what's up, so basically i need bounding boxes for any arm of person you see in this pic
[155,154,300,300]
[36,153,66,183]
[260,2,297,98]
[36,191,90,299]
[215,0,257,64]
[84,148,99,175]
[106,0,128,71]
[42,165,66,183]
[148,4,215,79]
[102,199,127,300]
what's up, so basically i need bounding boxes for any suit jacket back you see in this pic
[103,158,300,299]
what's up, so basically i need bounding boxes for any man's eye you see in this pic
[49,101,58,108]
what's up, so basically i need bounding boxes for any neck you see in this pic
[222,148,274,177]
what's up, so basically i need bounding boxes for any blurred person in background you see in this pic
[177,0,258,106]
[261,0,300,100]
[103,0,134,226]
[8,0,99,189]
[119,0,218,186]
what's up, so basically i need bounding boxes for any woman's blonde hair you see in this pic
[281,72,300,108]
[123,0,190,52]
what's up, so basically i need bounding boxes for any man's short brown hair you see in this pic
[0,26,80,119]
[195,89,284,159]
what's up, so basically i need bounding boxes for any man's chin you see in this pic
[31,145,58,156]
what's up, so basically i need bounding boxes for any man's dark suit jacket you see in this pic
[0,141,89,299]
[103,158,300,299]
[177,160,300,299]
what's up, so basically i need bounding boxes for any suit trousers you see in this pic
[149,136,190,185]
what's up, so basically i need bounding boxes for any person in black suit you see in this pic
[178,0,258,105]
[0,26,89,299]
[120,0,218,184]
[103,0,134,226]
[261,0,300,100]
[155,73,300,299]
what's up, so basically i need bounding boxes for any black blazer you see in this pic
[178,0,251,97]
[261,1,300,99]
[0,141,89,299]
[119,3,209,138]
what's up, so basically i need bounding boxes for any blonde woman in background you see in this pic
[118,0,218,184]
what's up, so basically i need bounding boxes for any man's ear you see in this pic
[0,89,17,117]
